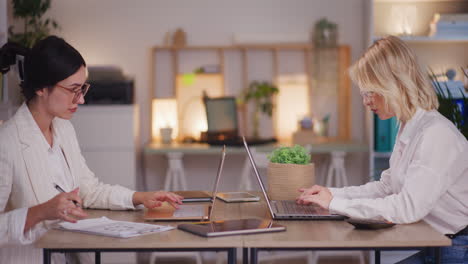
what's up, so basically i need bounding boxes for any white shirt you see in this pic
[41,127,76,264]
[43,126,76,193]
[329,108,468,234]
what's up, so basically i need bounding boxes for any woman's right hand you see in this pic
[25,188,88,232]
[39,188,88,223]
[297,185,328,197]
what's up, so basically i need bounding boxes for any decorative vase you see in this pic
[160,127,173,144]
[267,162,315,201]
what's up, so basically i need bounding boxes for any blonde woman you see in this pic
[297,36,468,263]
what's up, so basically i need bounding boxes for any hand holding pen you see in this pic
[54,183,82,208]
[44,183,88,223]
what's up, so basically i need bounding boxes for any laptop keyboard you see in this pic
[173,204,206,217]
[275,200,318,215]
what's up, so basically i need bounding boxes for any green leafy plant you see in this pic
[429,70,468,139]
[243,81,279,116]
[267,145,311,165]
[241,81,279,138]
[8,0,59,48]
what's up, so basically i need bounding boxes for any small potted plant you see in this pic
[267,145,315,200]
[241,81,279,139]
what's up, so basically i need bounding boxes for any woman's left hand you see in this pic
[296,186,333,210]
[133,191,184,209]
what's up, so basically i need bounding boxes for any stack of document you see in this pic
[58,217,174,238]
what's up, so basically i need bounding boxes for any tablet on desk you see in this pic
[174,191,212,202]
[216,192,260,202]
[178,218,286,237]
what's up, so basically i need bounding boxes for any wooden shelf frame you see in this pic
[149,43,351,141]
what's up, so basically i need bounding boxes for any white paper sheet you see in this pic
[57,216,174,238]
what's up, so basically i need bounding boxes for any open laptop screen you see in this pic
[204,97,238,134]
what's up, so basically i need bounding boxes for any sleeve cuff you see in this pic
[124,191,145,210]
[13,208,46,245]
[122,189,137,210]
[329,197,349,216]
[329,187,344,198]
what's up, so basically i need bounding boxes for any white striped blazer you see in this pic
[0,103,136,263]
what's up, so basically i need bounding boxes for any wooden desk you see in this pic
[144,141,368,190]
[36,194,451,264]
[241,195,452,264]
[35,201,242,264]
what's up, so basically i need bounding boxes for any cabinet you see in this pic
[150,44,352,142]
[70,105,137,190]
[367,0,468,180]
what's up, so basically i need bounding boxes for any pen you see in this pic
[53,183,81,208]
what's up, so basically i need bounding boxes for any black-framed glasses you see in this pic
[56,83,91,104]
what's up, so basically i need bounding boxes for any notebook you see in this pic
[242,137,346,220]
[144,146,226,221]
[57,217,173,238]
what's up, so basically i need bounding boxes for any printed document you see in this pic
[58,217,174,238]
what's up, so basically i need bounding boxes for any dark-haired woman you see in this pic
[0,36,183,263]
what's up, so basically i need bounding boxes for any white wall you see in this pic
[44,0,369,192]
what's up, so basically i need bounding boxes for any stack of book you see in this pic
[431,13,468,37]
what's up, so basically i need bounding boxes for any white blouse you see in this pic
[329,108,468,234]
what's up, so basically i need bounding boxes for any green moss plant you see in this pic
[267,145,311,165]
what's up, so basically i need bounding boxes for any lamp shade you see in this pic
[152,98,178,142]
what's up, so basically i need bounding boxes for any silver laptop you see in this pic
[242,137,346,220]
[144,146,225,221]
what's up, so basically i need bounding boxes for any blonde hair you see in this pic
[348,35,438,122]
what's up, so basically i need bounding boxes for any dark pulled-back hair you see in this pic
[0,36,86,102]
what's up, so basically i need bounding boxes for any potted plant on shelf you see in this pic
[267,145,314,200]
[241,81,279,139]
[9,0,59,48]
[430,70,468,139]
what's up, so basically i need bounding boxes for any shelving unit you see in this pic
[367,0,468,181]
[150,43,352,142]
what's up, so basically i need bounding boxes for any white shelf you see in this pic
[373,35,468,43]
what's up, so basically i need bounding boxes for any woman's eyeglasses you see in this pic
[56,83,91,104]
[360,91,375,102]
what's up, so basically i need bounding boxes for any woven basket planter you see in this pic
[267,162,315,201]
